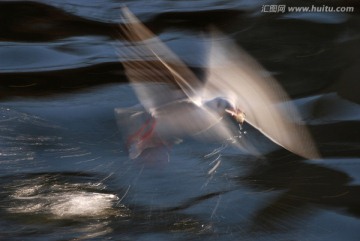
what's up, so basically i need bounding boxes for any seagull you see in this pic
[114,7,319,160]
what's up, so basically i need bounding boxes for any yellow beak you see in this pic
[225,109,246,124]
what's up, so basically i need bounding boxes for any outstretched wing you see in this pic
[118,7,203,113]
[204,30,320,160]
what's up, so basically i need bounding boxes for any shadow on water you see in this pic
[238,152,360,231]
[0,1,117,42]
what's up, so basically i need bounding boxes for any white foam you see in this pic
[50,192,118,217]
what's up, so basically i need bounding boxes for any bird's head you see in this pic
[205,97,246,124]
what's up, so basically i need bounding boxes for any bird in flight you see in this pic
[114,7,319,161]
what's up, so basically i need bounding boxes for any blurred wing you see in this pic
[118,7,203,112]
[204,30,319,159]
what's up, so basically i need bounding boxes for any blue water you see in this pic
[1,0,360,240]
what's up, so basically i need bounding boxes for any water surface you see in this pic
[1,0,360,240]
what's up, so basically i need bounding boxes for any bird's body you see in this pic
[115,97,244,159]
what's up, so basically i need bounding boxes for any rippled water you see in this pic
[1,0,360,240]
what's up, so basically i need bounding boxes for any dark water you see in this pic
[1,0,360,240]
